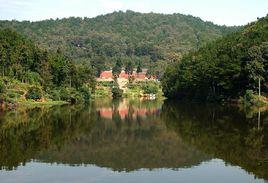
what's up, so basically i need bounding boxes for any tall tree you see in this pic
[136,61,142,73]
[112,58,122,77]
[125,61,134,75]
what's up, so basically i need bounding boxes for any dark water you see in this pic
[0,98,267,183]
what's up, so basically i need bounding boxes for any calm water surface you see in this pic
[0,98,267,183]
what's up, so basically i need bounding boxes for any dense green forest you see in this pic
[0,29,95,104]
[0,11,239,77]
[162,16,268,101]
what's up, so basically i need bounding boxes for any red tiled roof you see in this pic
[100,71,113,79]
[136,73,146,79]
[119,71,129,79]
[99,70,155,80]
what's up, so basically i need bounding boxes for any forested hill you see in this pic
[0,29,95,104]
[0,11,239,75]
[162,16,268,101]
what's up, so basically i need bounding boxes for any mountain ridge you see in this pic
[0,11,240,76]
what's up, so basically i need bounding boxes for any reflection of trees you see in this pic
[161,101,268,180]
[0,101,208,172]
[0,105,91,170]
[2,99,267,177]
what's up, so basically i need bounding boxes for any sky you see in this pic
[0,0,267,26]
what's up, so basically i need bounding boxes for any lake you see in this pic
[0,98,267,183]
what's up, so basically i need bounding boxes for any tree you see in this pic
[112,58,122,77]
[91,56,107,77]
[0,11,238,78]
[142,81,159,94]
[0,29,97,104]
[112,80,123,98]
[162,16,268,101]
[0,78,6,93]
[245,46,265,91]
[136,61,142,73]
[125,61,134,75]
[26,86,43,100]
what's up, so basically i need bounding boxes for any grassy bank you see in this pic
[95,80,164,99]
[0,77,73,109]
[239,90,268,107]
[18,100,69,107]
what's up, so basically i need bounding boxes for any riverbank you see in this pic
[0,100,69,111]
[18,100,69,107]
[94,80,164,99]
[238,90,268,107]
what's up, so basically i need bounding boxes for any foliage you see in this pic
[243,90,255,105]
[26,86,43,100]
[112,58,123,76]
[136,61,142,73]
[0,78,6,93]
[58,87,85,103]
[162,16,268,101]
[142,81,159,94]
[79,85,91,103]
[49,89,61,101]
[125,61,134,75]
[112,87,123,98]
[0,29,96,103]
[112,81,123,98]
[0,11,239,75]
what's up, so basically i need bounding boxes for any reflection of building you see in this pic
[98,99,159,120]
[98,107,158,120]
[99,108,113,119]
[98,69,156,81]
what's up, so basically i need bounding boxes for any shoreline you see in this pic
[0,100,69,111]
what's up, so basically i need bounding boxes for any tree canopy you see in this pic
[0,29,96,103]
[162,16,268,101]
[0,11,239,75]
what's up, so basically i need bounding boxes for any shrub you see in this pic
[24,71,42,84]
[59,87,70,101]
[49,89,61,101]
[59,87,84,104]
[26,86,43,100]
[79,85,91,103]
[98,81,113,87]
[112,86,123,98]
[142,81,159,94]
[0,78,6,93]
[243,90,255,104]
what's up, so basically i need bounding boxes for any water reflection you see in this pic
[162,101,268,180]
[0,99,267,181]
[97,98,160,119]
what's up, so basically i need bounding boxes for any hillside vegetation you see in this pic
[0,29,95,106]
[0,11,239,77]
[162,16,268,102]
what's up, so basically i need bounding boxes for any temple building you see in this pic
[98,69,153,81]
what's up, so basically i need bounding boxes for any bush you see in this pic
[49,89,61,101]
[112,86,123,98]
[59,87,84,104]
[243,90,255,104]
[142,82,159,94]
[79,85,91,103]
[26,86,43,100]
[59,87,70,101]
[0,78,6,93]
[24,71,42,84]
[98,81,113,87]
